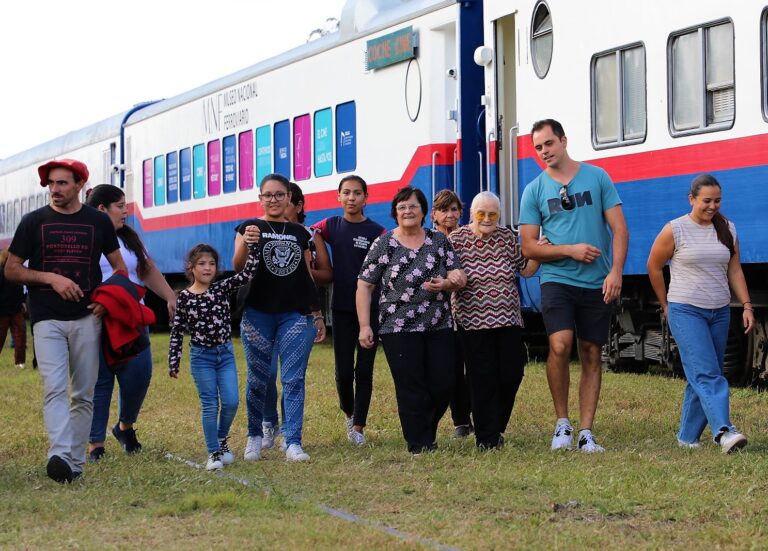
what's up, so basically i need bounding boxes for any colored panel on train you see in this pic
[238,130,254,190]
[294,114,311,181]
[223,135,237,194]
[142,159,153,208]
[336,101,356,173]
[256,125,271,186]
[274,120,290,178]
[314,108,333,177]
[179,148,192,201]
[153,156,165,206]
[166,151,179,204]
[365,26,415,70]
[207,139,221,196]
[193,144,206,199]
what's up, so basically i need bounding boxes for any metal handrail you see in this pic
[509,125,519,225]
[431,151,439,199]
[486,130,495,192]
[452,147,458,193]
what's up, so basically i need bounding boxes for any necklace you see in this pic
[265,219,287,236]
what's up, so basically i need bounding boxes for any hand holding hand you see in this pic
[243,225,261,247]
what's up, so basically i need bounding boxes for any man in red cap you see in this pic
[4,159,127,483]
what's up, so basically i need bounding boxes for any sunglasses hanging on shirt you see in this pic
[559,185,574,210]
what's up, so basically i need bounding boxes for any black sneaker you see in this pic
[88,447,105,463]
[452,424,473,439]
[46,455,74,484]
[112,423,142,454]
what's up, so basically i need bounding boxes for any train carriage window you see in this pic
[38,193,46,209]
[166,151,179,204]
[531,1,553,79]
[591,43,646,148]
[142,159,153,208]
[21,198,27,217]
[761,9,768,121]
[274,120,291,179]
[0,203,4,235]
[668,20,734,136]
[256,125,272,186]
[314,108,333,177]
[336,101,357,173]
[179,148,192,201]
[154,156,166,206]
[208,139,221,196]
[223,135,237,193]
[193,144,206,199]
[293,114,311,181]
[239,130,254,190]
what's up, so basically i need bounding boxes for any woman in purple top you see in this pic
[313,175,385,446]
[357,186,466,454]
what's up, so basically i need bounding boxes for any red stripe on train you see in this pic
[130,143,457,232]
[516,133,768,183]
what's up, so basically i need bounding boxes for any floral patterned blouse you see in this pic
[168,247,258,374]
[358,228,461,334]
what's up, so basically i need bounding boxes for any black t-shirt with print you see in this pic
[9,205,120,324]
[236,218,319,314]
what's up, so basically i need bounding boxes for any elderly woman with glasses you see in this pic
[357,186,466,454]
[448,191,542,449]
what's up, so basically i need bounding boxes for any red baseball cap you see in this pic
[38,159,90,187]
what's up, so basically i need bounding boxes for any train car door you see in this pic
[476,4,519,227]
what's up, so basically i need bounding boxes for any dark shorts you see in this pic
[540,282,613,346]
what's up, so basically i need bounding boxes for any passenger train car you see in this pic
[2,0,767,383]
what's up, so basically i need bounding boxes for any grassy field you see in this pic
[2,332,768,550]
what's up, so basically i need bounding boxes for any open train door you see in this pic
[475,3,519,227]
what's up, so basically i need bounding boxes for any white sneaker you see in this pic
[677,439,702,449]
[348,429,366,446]
[719,430,747,454]
[285,443,310,462]
[551,421,574,450]
[206,451,224,471]
[262,422,277,450]
[345,416,354,435]
[577,431,605,453]
[16,363,25,369]
[244,435,262,461]
[219,436,234,465]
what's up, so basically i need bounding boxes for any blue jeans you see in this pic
[263,350,285,427]
[89,330,153,443]
[668,303,733,443]
[189,342,239,453]
[241,307,315,446]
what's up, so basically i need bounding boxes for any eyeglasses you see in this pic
[474,210,499,222]
[559,186,574,210]
[396,203,421,212]
[259,192,287,202]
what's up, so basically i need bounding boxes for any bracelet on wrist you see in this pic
[743,301,752,306]
[312,316,324,323]
[744,307,753,312]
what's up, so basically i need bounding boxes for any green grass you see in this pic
[2,332,768,550]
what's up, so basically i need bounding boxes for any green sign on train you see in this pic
[366,26,416,70]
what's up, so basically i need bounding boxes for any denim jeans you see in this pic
[90,330,153,443]
[263,349,285,427]
[668,302,733,443]
[189,342,239,453]
[241,307,315,446]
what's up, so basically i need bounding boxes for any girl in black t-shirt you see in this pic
[233,174,326,462]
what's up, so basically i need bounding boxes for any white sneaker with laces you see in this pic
[286,443,310,462]
[206,451,224,471]
[219,436,234,465]
[345,416,354,435]
[244,435,262,461]
[551,422,574,450]
[577,431,605,453]
[348,429,366,446]
[719,430,747,454]
[262,422,277,450]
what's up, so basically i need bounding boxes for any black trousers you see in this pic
[459,325,525,448]
[380,329,455,453]
[332,309,378,427]
[448,331,472,427]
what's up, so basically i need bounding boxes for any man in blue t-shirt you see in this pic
[5,159,126,483]
[519,119,628,454]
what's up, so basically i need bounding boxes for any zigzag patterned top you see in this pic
[448,225,526,330]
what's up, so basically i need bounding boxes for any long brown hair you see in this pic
[690,174,734,257]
